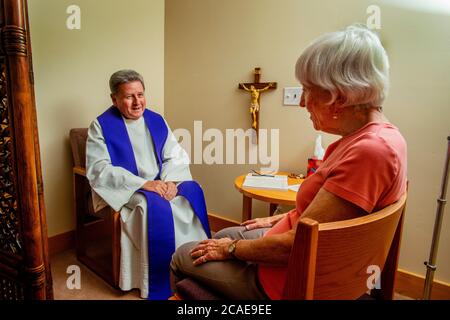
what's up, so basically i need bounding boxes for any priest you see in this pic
[86,69,211,300]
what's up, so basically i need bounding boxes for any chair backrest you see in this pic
[283,193,407,300]
[69,128,88,168]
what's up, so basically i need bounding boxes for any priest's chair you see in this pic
[70,128,120,288]
[174,193,407,300]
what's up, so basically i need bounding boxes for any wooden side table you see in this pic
[234,172,304,222]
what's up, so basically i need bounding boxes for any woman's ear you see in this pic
[330,93,347,117]
[334,93,347,108]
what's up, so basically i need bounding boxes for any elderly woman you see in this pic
[170,25,407,300]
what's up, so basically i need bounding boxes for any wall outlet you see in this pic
[283,87,302,106]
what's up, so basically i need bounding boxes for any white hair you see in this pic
[295,25,390,108]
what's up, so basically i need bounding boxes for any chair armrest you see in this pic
[73,166,86,176]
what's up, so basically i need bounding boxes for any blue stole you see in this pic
[97,106,211,300]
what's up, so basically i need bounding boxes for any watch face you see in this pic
[228,242,236,253]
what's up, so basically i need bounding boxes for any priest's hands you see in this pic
[163,181,178,201]
[142,181,178,200]
[143,180,167,196]
[190,237,234,266]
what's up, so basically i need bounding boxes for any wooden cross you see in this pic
[238,67,277,141]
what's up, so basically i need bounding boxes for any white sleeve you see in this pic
[160,120,193,182]
[86,119,147,212]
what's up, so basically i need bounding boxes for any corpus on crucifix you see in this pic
[238,67,277,140]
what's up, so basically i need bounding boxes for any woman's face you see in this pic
[111,81,147,120]
[299,85,336,133]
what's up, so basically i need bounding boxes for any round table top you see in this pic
[234,172,304,205]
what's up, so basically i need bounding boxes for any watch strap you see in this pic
[229,239,240,258]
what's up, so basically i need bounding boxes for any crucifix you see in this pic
[238,67,277,142]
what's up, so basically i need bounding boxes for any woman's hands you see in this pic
[240,214,287,231]
[142,181,178,201]
[190,238,234,266]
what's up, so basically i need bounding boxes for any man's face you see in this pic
[111,81,146,120]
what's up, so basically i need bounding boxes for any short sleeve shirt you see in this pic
[258,122,407,300]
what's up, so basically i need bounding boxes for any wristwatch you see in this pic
[228,240,240,258]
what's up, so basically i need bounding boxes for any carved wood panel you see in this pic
[0,276,24,300]
[0,0,52,299]
[0,58,22,255]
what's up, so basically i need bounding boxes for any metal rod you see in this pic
[423,136,450,300]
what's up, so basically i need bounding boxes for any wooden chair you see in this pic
[69,128,121,288]
[283,192,407,299]
[69,128,229,292]
[175,193,407,300]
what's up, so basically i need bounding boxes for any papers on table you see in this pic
[288,184,302,192]
[242,174,288,191]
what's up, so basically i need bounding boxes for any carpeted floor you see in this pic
[50,249,141,300]
[50,249,413,300]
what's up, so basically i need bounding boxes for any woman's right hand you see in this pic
[240,214,287,231]
[142,180,168,197]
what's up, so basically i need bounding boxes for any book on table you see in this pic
[242,173,288,191]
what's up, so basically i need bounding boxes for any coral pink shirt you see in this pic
[258,122,407,300]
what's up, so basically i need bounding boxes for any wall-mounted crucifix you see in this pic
[238,67,277,142]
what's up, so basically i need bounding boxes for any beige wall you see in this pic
[28,0,165,236]
[165,0,450,282]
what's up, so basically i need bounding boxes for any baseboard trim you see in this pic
[207,212,240,232]
[48,214,450,300]
[396,269,450,300]
[48,230,75,256]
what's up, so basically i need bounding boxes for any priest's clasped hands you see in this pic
[142,180,178,201]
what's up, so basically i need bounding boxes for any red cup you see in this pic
[307,158,323,177]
